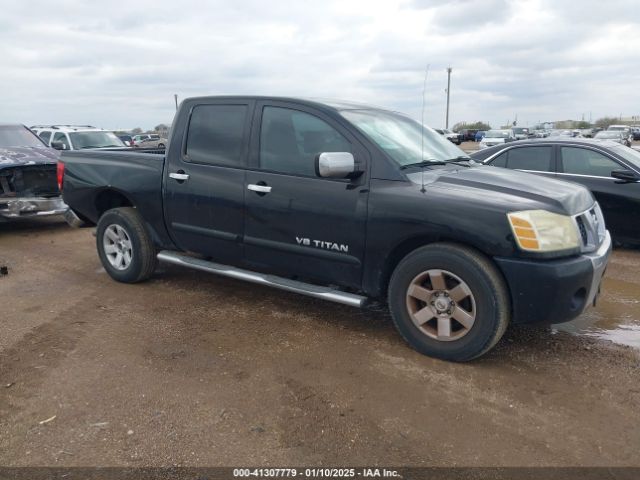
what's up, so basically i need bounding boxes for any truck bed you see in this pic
[61,148,172,248]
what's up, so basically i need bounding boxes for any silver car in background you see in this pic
[595,130,631,147]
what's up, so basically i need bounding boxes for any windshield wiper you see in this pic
[400,157,471,169]
[400,159,446,169]
[443,156,472,167]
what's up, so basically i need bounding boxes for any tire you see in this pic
[388,243,510,362]
[96,207,157,283]
[158,143,165,149]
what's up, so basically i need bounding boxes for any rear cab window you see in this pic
[184,104,249,167]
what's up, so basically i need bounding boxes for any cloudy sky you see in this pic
[2,0,639,131]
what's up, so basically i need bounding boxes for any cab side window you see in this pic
[185,104,248,167]
[560,147,620,177]
[506,146,553,172]
[52,132,70,150]
[490,151,507,167]
[259,107,351,176]
[38,131,52,144]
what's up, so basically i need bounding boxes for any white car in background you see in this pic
[31,125,126,151]
[434,128,462,145]
[478,129,515,149]
[511,127,529,140]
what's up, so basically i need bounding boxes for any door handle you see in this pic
[169,172,190,181]
[247,184,272,193]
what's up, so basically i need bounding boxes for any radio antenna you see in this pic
[420,64,430,193]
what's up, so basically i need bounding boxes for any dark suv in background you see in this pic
[459,129,478,142]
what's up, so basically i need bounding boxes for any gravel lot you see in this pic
[1,218,639,467]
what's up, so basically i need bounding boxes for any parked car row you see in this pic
[29,125,168,151]
[461,125,640,143]
[31,125,126,151]
[132,134,167,149]
[434,128,462,145]
[0,122,169,221]
[478,129,516,149]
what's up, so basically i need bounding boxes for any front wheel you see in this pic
[388,243,510,361]
[96,207,157,283]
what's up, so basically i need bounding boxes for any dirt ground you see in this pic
[0,218,639,467]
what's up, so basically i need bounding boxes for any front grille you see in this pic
[573,203,606,252]
[576,216,588,246]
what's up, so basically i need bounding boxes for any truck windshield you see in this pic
[0,125,46,148]
[69,131,125,149]
[340,109,467,167]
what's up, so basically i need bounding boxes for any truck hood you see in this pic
[0,147,60,168]
[406,164,594,216]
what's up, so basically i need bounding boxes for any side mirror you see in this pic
[315,152,359,178]
[611,169,640,183]
[51,141,67,150]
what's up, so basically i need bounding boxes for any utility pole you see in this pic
[174,94,178,111]
[445,67,452,129]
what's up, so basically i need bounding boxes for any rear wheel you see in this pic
[388,243,510,361]
[96,207,157,283]
[158,143,165,149]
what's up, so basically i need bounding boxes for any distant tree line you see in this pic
[593,117,624,129]
[452,121,491,132]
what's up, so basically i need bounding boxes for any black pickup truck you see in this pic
[59,96,611,361]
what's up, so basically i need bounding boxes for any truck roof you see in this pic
[183,96,398,114]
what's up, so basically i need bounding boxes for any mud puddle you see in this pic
[555,275,640,349]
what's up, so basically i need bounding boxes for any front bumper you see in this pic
[494,231,612,324]
[0,196,68,219]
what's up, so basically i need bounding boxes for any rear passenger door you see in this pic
[164,100,254,263]
[556,146,636,241]
[488,145,557,179]
[243,101,369,289]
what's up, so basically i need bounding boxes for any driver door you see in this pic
[243,101,370,288]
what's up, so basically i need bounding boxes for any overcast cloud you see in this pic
[1,0,639,130]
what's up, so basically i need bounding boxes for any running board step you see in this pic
[157,250,368,308]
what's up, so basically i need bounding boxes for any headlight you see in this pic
[507,210,580,252]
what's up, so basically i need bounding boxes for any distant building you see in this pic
[154,124,170,135]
